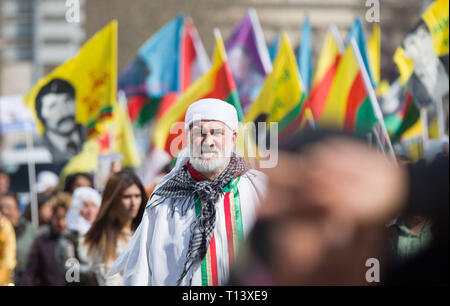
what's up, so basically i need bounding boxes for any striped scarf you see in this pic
[153,154,249,285]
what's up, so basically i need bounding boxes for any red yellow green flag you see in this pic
[307,29,342,121]
[317,43,378,136]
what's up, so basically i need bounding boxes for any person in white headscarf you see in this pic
[66,187,101,235]
[55,186,101,285]
[107,98,267,285]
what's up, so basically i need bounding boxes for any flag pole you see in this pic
[372,125,388,158]
[436,95,446,138]
[350,38,396,162]
[420,107,429,152]
[329,24,345,53]
[25,122,39,228]
[248,7,273,74]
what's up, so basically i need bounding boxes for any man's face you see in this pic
[0,195,20,226]
[188,120,237,175]
[41,92,76,135]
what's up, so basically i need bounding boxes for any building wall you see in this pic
[85,0,424,82]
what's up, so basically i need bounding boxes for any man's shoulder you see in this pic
[239,168,267,184]
[237,168,268,197]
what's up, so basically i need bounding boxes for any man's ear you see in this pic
[232,130,238,145]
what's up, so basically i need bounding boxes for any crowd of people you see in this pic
[0,168,151,286]
[0,98,448,286]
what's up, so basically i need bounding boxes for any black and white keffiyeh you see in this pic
[152,154,249,285]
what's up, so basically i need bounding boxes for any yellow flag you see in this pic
[24,20,117,139]
[368,24,380,86]
[377,79,390,97]
[245,33,303,124]
[58,138,100,187]
[393,47,414,86]
[422,0,449,57]
[111,104,140,167]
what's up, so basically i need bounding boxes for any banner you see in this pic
[24,20,117,162]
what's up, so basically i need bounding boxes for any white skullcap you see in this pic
[36,171,59,193]
[185,98,239,131]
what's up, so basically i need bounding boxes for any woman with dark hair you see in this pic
[63,172,94,194]
[81,170,148,285]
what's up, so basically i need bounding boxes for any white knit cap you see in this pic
[184,98,239,131]
[36,171,59,193]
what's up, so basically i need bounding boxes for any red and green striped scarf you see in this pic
[194,176,244,286]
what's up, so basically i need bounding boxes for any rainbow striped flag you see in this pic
[382,81,420,143]
[152,29,243,157]
[277,28,342,139]
[307,28,342,121]
[317,42,378,136]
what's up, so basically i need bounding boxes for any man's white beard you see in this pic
[188,138,232,175]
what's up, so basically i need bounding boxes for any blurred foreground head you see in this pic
[233,129,408,286]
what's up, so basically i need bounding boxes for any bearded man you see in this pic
[107,99,266,285]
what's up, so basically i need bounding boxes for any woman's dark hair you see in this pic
[84,170,148,263]
[63,172,94,193]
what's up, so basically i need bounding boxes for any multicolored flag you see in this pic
[245,33,305,129]
[119,15,184,126]
[225,8,272,114]
[297,14,312,95]
[152,29,243,158]
[59,100,141,186]
[317,42,378,137]
[381,79,420,143]
[151,18,211,124]
[179,18,211,92]
[24,20,117,162]
[306,26,343,121]
[346,17,376,88]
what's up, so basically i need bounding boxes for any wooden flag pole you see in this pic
[350,38,396,163]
